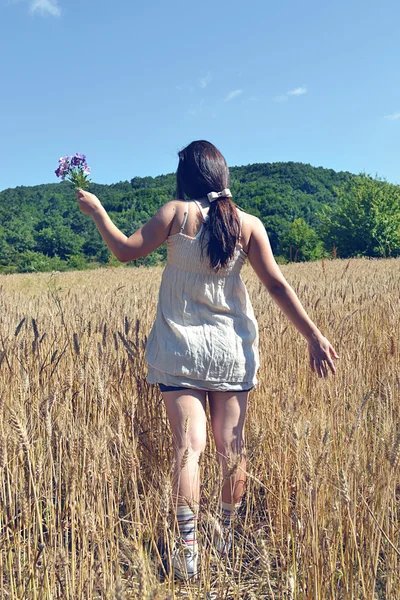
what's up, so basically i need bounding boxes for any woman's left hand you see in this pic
[307,334,339,378]
[75,189,103,216]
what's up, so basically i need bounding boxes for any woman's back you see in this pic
[168,198,251,255]
[166,199,247,276]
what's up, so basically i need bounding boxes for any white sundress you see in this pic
[145,200,260,391]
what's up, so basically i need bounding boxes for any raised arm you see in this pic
[75,190,177,262]
[247,215,339,377]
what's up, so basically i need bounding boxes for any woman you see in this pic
[76,140,338,580]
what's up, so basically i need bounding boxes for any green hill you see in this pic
[1,161,396,273]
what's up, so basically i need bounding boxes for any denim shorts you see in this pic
[158,383,254,393]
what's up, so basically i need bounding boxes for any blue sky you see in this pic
[1,0,399,192]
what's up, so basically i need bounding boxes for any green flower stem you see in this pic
[67,169,91,190]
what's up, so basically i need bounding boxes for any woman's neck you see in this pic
[191,196,210,208]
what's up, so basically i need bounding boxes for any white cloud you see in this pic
[287,86,307,96]
[384,111,400,121]
[30,0,61,16]
[225,89,243,102]
[200,72,212,88]
[273,86,307,102]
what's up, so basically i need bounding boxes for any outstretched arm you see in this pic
[75,190,177,262]
[247,216,339,378]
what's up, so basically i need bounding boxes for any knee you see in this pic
[174,429,207,456]
[188,430,207,455]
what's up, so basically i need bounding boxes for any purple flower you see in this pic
[71,152,87,167]
[55,165,67,180]
[55,152,92,188]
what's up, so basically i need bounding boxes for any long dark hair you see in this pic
[176,140,240,271]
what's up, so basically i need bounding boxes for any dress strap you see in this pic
[237,210,243,241]
[179,201,189,233]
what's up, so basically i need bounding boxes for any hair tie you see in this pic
[207,188,232,202]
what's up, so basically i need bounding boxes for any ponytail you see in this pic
[201,196,240,271]
[176,140,240,271]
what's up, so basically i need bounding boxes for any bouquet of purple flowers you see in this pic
[55,153,91,189]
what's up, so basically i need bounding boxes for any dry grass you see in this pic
[0,258,399,599]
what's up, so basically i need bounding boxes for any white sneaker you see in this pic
[212,519,232,556]
[171,539,198,580]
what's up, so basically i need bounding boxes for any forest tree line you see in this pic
[0,161,399,273]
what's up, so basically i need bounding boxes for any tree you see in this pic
[279,218,324,262]
[34,217,83,259]
[0,225,10,266]
[318,175,400,257]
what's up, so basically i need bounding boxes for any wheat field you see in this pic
[0,258,399,600]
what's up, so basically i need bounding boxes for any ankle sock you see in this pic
[176,505,198,550]
[220,500,241,529]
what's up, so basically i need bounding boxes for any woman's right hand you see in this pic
[307,334,339,378]
[75,189,103,216]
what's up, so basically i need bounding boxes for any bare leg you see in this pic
[162,388,207,507]
[208,390,249,505]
